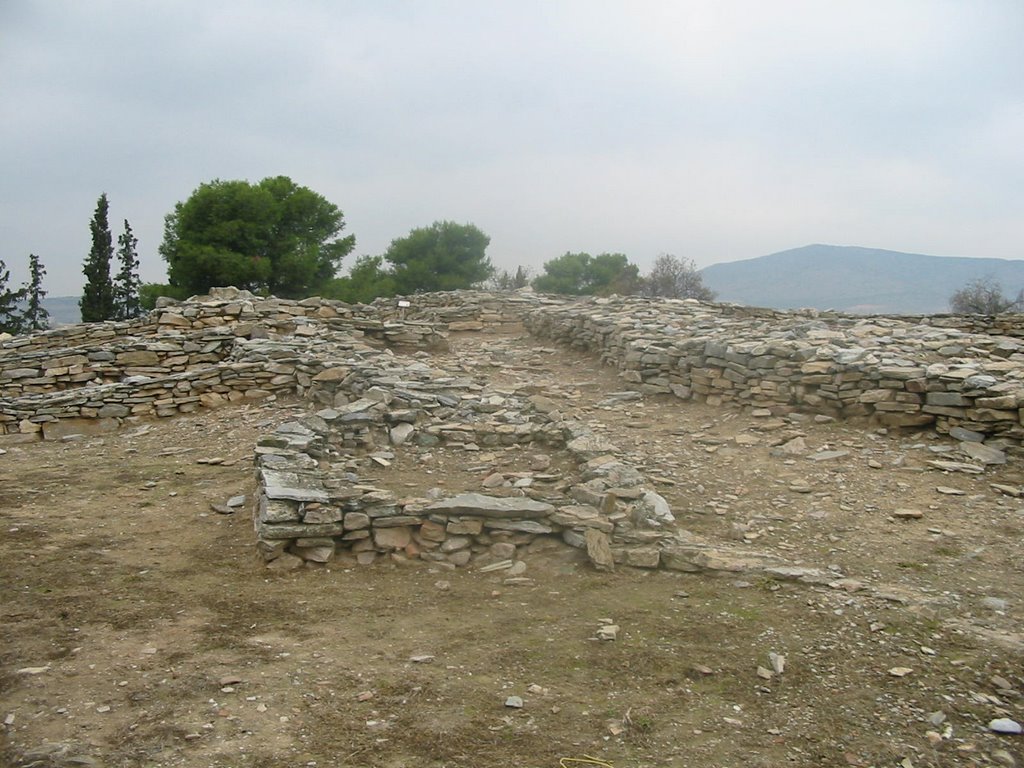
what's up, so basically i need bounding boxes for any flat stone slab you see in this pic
[260,469,330,503]
[424,493,554,519]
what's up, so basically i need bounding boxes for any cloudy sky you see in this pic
[2,1,1022,296]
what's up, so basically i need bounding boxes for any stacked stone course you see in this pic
[525,296,1024,447]
[8,287,1024,574]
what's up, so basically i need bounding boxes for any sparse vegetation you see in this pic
[949,276,1023,314]
[640,253,716,301]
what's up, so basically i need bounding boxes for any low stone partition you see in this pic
[525,296,1024,447]
[371,290,559,332]
[251,391,773,575]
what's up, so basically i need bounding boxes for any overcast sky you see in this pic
[2,1,1022,296]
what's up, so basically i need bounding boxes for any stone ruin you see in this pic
[5,287,1024,577]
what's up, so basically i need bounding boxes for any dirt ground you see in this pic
[1,331,1023,768]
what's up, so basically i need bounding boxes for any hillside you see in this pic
[701,244,1024,314]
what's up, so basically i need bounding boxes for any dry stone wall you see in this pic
[251,380,770,575]
[525,296,1024,449]
[7,288,1024,454]
[8,286,1024,575]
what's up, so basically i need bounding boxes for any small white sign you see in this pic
[397,300,411,308]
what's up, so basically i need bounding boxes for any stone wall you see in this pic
[524,296,1024,447]
[0,289,446,439]
[8,288,1024,450]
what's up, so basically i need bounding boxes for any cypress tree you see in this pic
[80,193,115,322]
[22,253,50,331]
[114,219,142,320]
[0,258,26,334]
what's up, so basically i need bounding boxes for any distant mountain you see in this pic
[701,244,1024,314]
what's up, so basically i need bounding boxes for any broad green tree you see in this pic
[532,252,640,295]
[22,253,50,331]
[323,255,397,304]
[114,220,142,319]
[159,176,355,298]
[385,221,492,294]
[0,258,26,334]
[80,193,116,322]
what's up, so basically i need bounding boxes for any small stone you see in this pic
[893,508,923,519]
[768,652,785,675]
[888,667,913,677]
[982,597,1008,611]
[584,529,615,572]
[16,666,49,675]
[927,711,946,727]
[991,675,1015,691]
[596,624,619,641]
[409,654,435,664]
[756,666,773,680]
[505,696,524,708]
[935,486,965,496]
[989,718,1022,734]
[356,690,374,702]
[959,441,1006,465]
[991,484,1023,498]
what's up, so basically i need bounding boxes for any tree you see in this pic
[949,277,1023,314]
[641,254,716,301]
[323,255,397,304]
[532,252,640,295]
[80,193,116,322]
[384,221,492,294]
[0,258,26,334]
[159,176,355,298]
[114,220,142,320]
[22,253,50,331]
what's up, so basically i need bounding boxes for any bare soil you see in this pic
[1,331,1022,767]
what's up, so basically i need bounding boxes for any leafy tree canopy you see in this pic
[323,255,397,305]
[532,252,640,296]
[385,221,492,294]
[160,176,355,298]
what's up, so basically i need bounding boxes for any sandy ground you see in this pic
[1,331,1022,767]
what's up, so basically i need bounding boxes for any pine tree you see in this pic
[0,258,26,334]
[80,193,115,322]
[22,253,50,331]
[114,219,142,320]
